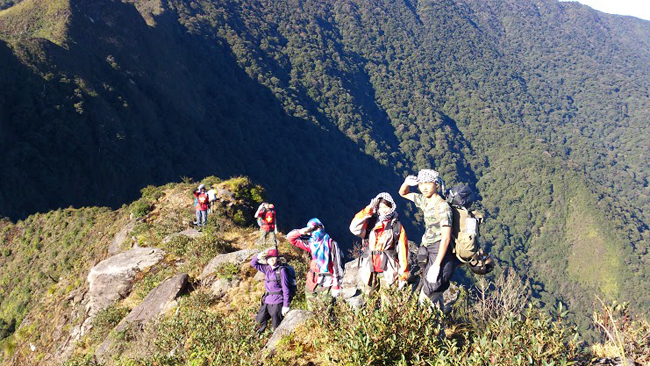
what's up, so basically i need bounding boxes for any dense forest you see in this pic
[0,0,648,340]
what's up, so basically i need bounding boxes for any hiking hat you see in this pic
[267,248,279,258]
[417,169,439,183]
[198,184,206,190]
[417,169,446,196]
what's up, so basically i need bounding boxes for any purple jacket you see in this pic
[251,257,290,307]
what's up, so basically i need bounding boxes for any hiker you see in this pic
[207,185,217,214]
[250,248,291,334]
[254,202,277,245]
[399,169,455,309]
[193,184,209,230]
[287,218,343,309]
[350,192,409,296]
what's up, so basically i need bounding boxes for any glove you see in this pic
[257,251,267,260]
[426,264,441,283]
[282,307,290,316]
[331,288,340,298]
[368,197,380,211]
[404,175,419,186]
[398,280,406,290]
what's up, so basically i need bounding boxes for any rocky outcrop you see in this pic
[116,273,188,331]
[108,220,136,255]
[263,310,314,355]
[162,228,202,243]
[95,273,188,362]
[86,247,165,317]
[199,248,258,282]
[210,277,241,299]
[341,259,361,299]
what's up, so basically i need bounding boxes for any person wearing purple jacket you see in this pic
[251,248,291,334]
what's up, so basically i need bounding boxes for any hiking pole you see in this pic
[274,218,279,253]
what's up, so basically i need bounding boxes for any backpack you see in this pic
[264,209,276,224]
[267,264,297,300]
[198,193,208,204]
[447,185,482,263]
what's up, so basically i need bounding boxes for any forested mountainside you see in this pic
[0,0,648,340]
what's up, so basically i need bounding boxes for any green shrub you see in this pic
[90,304,130,343]
[130,198,153,219]
[215,262,240,281]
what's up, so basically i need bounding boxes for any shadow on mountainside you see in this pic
[0,0,406,244]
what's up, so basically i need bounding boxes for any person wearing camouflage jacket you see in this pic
[399,169,456,308]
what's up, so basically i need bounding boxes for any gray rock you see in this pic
[199,249,258,281]
[253,271,266,281]
[341,260,361,299]
[96,273,188,362]
[210,278,240,299]
[345,294,366,308]
[217,188,235,201]
[263,310,314,354]
[162,228,202,243]
[116,273,188,331]
[86,247,165,317]
[108,220,136,255]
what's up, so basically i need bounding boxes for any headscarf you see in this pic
[307,218,332,273]
[374,192,398,222]
[417,169,446,198]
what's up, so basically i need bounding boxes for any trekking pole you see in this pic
[274,218,279,253]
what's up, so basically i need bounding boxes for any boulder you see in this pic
[108,220,136,255]
[199,248,258,282]
[115,273,188,332]
[96,273,188,362]
[263,310,314,354]
[162,228,202,243]
[210,277,240,299]
[253,271,265,282]
[86,247,165,317]
[341,260,361,299]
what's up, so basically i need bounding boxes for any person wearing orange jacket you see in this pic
[350,192,409,296]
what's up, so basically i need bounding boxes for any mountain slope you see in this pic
[0,0,648,340]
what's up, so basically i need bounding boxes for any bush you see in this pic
[130,198,153,219]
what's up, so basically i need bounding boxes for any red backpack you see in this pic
[264,209,275,225]
[198,193,208,204]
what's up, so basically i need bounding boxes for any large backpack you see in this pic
[263,209,276,230]
[447,185,482,263]
[267,264,297,300]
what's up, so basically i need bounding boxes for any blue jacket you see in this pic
[251,257,290,307]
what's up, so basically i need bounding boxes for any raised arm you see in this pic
[350,206,373,238]
[399,175,419,202]
[287,229,311,252]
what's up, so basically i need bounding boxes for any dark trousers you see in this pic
[256,303,283,330]
[420,244,456,302]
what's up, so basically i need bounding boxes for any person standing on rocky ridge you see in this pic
[399,169,455,309]
[349,192,409,296]
[287,218,343,310]
[254,202,277,246]
[193,184,209,230]
[251,248,291,335]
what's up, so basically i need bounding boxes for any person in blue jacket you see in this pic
[251,248,291,334]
